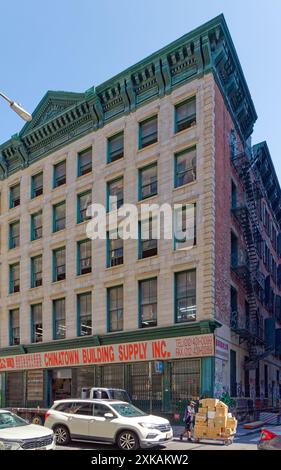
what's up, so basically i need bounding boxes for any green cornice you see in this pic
[253,141,281,226]
[0,320,220,357]
[0,14,257,180]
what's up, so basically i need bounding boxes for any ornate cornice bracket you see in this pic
[11,134,29,169]
[0,150,8,179]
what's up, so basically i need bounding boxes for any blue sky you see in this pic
[0,0,280,180]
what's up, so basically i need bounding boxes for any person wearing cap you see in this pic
[180,400,196,442]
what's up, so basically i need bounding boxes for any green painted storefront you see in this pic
[0,322,218,417]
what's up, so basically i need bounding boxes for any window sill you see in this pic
[174,123,197,137]
[137,194,158,204]
[173,180,197,192]
[105,264,124,271]
[137,254,159,263]
[137,141,159,155]
[106,156,125,167]
[76,171,93,181]
[76,272,92,278]
[29,285,43,291]
[52,279,66,285]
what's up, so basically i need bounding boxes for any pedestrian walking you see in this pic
[180,400,196,442]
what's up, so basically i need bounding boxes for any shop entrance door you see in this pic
[128,362,162,414]
[52,369,72,401]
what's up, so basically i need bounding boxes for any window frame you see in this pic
[107,232,124,267]
[174,146,196,188]
[9,183,20,209]
[53,160,66,188]
[107,131,124,163]
[31,303,43,343]
[9,220,20,249]
[9,308,20,346]
[53,298,66,340]
[174,96,196,133]
[77,147,92,177]
[138,115,158,150]
[174,203,197,251]
[138,218,158,259]
[77,292,92,337]
[31,172,43,198]
[77,239,92,275]
[31,210,43,241]
[138,162,158,201]
[174,269,196,323]
[53,201,66,232]
[30,255,43,288]
[77,190,92,224]
[139,278,157,328]
[53,247,66,282]
[9,263,20,294]
[107,285,124,332]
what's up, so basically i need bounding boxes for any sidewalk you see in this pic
[172,424,281,439]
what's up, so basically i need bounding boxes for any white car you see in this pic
[0,409,55,450]
[44,399,173,450]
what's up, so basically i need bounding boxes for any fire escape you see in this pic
[230,134,275,369]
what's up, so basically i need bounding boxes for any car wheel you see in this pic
[53,424,71,446]
[117,430,139,450]
[31,415,43,426]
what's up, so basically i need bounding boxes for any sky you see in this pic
[0,0,280,180]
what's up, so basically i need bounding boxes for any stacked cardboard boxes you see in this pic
[194,399,237,440]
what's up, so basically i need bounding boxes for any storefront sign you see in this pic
[215,338,229,361]
[0,334,214,372]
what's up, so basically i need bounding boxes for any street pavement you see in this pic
[54,428,270,451]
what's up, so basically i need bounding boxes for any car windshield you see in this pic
[109,390,130,402]
[0,412,28,429]
[111,403,147,417]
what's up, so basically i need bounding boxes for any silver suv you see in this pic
[44,399,173,450]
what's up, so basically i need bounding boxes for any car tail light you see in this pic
[45,411,51,420]
[260,429,277,441]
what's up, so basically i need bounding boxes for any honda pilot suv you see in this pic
[44,399,173,450]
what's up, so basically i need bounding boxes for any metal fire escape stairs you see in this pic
[230,134,274,369]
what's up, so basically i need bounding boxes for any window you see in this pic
[9,263,20,294]
[174,203,196,250]
[31,211,42,240]
[77,191,92,223]
[53,201,66,232]
[31,255,43,288]
[107,234,124,267]
[31,304,43,343]
[53,247,66,282]
[231,181,237,209]
[139,116,158,149]
[107,132,124,163]
[139,163,157,200]
[9,309,20,345]
[230,350,237,397]
[231,232,238,267]
[175,97,196,133]
[139,219,157,258]
[77,292,92,336]
[31,173,43,198]
[93,403,111,418]
[53,298,66,339]
[9,221,20,249]
[139,278,157,328]
[10,184,20,208]
[78,148,92,176]
[175,270,196,323]
[53,161,66,188]
[77,239,92,275]
[108,286,123,332]
[107,178,124,212]
[175,147,196,187]
[230,287,238,329]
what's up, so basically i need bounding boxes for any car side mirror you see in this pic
[104,412,114,419]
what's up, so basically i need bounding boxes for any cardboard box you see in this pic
[195,415,207,423]
[200,398,219,408]
[198,406,208,414]
[207,411,215,419]
[214,416,227,427]
[216,401,228,410]
[215,408,228,417]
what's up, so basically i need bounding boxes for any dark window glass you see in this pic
[78,148,92,176]
[108,132,124,162]
[78,292,92,336]
[139,219,157,258]
[78,240,92,275]
[31,211,42,240]
[10,184,20,208]
[9,221,20,249]
[140,164,157,200]
[139,279,157,328]
[32,173,43,198]
[10,263,20,293]
[53,202,66,232]
[53,298,66,339]
[107,178,123,211]
[10,309,20,345]
[108,286,123,332]
[31,304,43,343]
[139,116,157,149]
[108,235,123,267]
[53,248,66,281]
[31,256,42,288]
[175,97,196,132]
[174,204,196,250]
[175,147,196,187]
[77,192,92,223]
[175,270,196,322]
[54,161,66,187]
